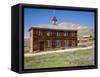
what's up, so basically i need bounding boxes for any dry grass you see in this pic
[24,48,94,69]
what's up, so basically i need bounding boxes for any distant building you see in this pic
[79,35,94,43]
[29,16,78,53]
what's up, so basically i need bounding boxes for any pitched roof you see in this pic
[29,23,78,31]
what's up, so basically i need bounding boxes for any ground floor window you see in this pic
[72,40,76,47]
[48,40,51,47]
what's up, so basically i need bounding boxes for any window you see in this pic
[54,32,57,36]
[71,32,75,37]
[40,31,43,36]
[57,32,60,36]
[68,32,70,37]
[64,32,66,36]
[35,29,39,35]
[66,40,69,47]
[64,40,66,47]
[70,32,72,36]
[72,40,75,46]
[57,32,59,36]
[47,31,50,36]
[57,40,60,47]
[48,40,51,47]
[56,40,58,47]
[66,32,68,36]
[45,40,48,47]
[50,31,52,36]
[39,30,41,36]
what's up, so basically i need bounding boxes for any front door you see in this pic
[39,41,44,51]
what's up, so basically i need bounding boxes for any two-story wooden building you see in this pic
[28,16,78,53]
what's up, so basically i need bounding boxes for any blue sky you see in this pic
[24,8,95,38]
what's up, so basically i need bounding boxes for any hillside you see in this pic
[58,22,94,37]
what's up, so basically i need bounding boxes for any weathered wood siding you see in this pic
[29,27,78,52]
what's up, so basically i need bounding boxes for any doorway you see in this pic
[39,41,44,51]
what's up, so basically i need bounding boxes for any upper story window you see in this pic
[40,30,43,36]
[64,32,66,36]
[47,31,50,36]
[33,29,38,35]
[63,32,68,36]
[38,30,41,36]
[50,31,52,36]
[54,31,57,36]
[66,32,68,36]
[68,32,71,37]
[59,31,62,36]
[57,32,60,36]
[71,32,76,37]
[30,32,31,37]
[57,32,58,36]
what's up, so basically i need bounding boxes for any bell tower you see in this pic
[52,16,57,25]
